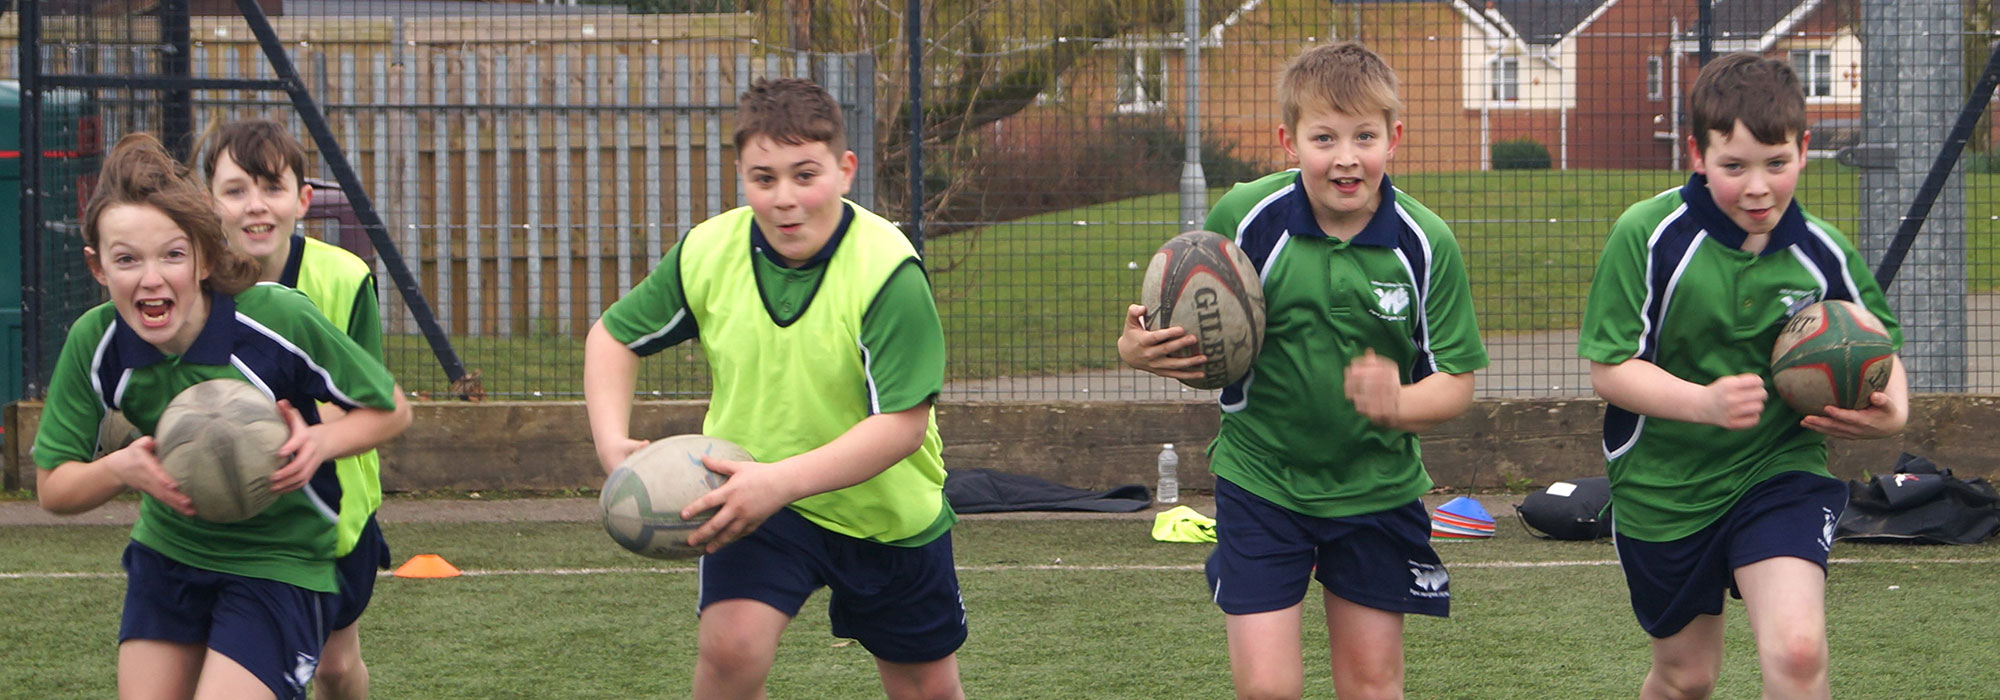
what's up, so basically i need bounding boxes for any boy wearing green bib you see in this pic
[1120,42,1488,699]
[1580,53,1908,700]
[201,119,390,700]
[584,78,964,699]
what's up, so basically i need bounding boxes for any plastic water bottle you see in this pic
[1156,443,1180,504]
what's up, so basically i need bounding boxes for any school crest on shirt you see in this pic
[1777,288,1822,317]
[1370,281,1413,321]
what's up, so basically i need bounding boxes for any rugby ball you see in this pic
[153,379,288,523]
[1140,230,1266,389]
[1770,300,1895,416]
[600,434,745,559]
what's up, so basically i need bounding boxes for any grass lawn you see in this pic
[376,168,2000,394]
[4,514,1997,698]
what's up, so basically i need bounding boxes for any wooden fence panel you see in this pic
[4,13,876,340]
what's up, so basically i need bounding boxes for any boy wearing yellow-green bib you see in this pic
[201,119,390,700]
[585,78,964,699]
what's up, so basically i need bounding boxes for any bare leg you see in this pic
[691,599,791,700]
[875,653,965,700]
[117,639,204,700]
[1224,604,1305,700]
[1736,557,1831,700]
[313,622,369,699]
[1641,613,1726,700]
[1323,591,1406,700]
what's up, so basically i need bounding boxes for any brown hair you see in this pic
[196,118,309,190]
[84,133,260,294]
[732,77,846,154]
[1278,41,1403,129]
[1689,52,1807,152]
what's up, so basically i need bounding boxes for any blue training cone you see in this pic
[1431,496,1496,540]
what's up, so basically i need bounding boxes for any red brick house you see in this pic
[1462,0,1857,170]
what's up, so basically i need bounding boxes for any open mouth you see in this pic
[1331,177,1364,192]
[243,223,277,238]
[136,298,173,328]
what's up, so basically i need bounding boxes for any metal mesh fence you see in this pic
[10,0,1998,404]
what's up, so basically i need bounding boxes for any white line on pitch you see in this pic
[3,557,1996,581]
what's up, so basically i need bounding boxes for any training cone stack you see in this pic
[1431,497,1496,540]
[392,554,462,579]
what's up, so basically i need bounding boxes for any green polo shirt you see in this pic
[1201,171,1488,518]
[599,201,952,545]
[1579,173,1901,542]
[34,285,400,592]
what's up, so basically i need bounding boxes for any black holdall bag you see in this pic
[1835,453,2000,545]
[1516,476,1614,540]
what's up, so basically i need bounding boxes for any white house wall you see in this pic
[1459,21,1577,111]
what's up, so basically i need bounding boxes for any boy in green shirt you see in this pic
[1120,42,1487,699]
[1580,53,1908,700]
[201,118,390,700]
[584,77,964,699]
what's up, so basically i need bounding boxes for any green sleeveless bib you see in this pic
[678,205,950,545]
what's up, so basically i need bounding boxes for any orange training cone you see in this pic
[392,554,462,579]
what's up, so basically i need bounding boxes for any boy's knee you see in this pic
[1333,672,1403,700]
[1331,649,1404,699]
[1762,634,1828,686]
[312,652,368,698]
[1649,663,1719,700]
[699,637,776,679]
[897,676,964,700]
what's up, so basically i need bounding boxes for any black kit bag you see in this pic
[1835,453,2000,545]
[1516,476,1614,540]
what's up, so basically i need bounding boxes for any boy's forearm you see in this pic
[1590,359,1715,422]
[1393,371,1475,433]
[583,321,642,446]
[766,404,930,501]
[313,389,412,460]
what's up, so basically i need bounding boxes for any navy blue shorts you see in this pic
[119,542,332,700]
[1205,477,1449,617]
[697,507,967,664]
[1615,471,1847,638]
[327,516,390,631]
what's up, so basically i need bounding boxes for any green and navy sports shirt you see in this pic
[33,284,400,592]
[599,201,952,546]
[279,233,388,557]
[1579,173,1902,542]
[1202,171,1488,518]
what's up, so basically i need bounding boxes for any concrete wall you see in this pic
[9,397,2000,493]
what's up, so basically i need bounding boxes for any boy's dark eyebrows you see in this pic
[745,159,824,172]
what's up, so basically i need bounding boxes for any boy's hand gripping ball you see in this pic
[1140,230,1267,389]
[154,379,289,523]
[600,434,745,559]
[1770,300,1895,416]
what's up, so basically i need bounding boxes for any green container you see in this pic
[0,81,101,406]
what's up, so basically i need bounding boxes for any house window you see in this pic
[1116,50,1167,113]
[1490,56,1519,102]
[1036,74,1068,106]
[1790,49,1833,97]
[1647,56,1664,100]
